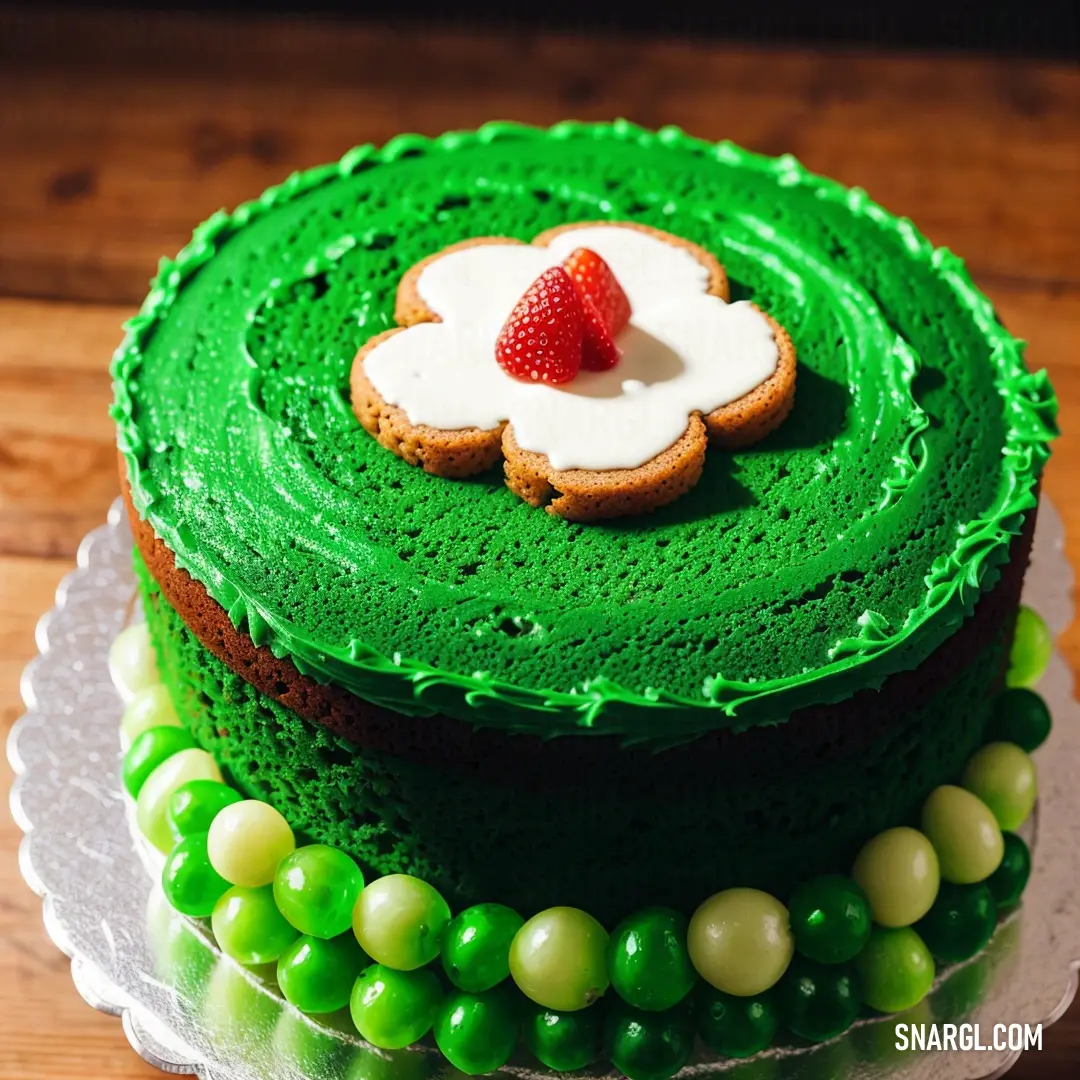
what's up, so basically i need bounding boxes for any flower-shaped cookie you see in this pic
[351,222,796,522]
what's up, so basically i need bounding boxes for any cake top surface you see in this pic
[112,121,1056,745]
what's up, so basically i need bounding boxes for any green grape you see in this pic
[986,688,1052,751]
[162,831,231,917]
[788,875,871,964]
[916,882,997,964]
[274,844,365,939]
[441,903,524,992]
[522,1001,603,1072]
[277,933,368,1014]
[607,907,696,1012]
[350,964,442,1050]
[433,985,519,1075]
[1006,606,1052,688]
[123,725,196,797]
[694,983,777,1058]
[776,955,861,1042]
[167,779,243,842]
[856,927,935,1014]
[986,832,1032,909]
[211,884,299,966]
[604,999,694,1080]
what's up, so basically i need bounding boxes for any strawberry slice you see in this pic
[580,296,621,371]
[495,266,583,384]
[563,247,631,337]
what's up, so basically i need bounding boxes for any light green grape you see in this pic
[121,684,181,746]
[921,786,1004,885]
[207,800,295,887]
[352,874,450,971]
[509,906,609,1011]
[852,827,940,927]
[1006,607,1052,688]
[687,889,793,997]
[961,742,1037,831]
[109,623,160,700]
[136,748,222,853]
[856,927,935,1013]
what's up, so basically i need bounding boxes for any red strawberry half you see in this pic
[580,296,621,371]
[495,266,583,385]
[563,247,631,337]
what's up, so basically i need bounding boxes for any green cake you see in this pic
[110,121,1057,1071]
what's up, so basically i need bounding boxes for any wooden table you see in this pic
[1,8,1077,1077]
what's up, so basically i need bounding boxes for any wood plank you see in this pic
[1,10,1078,305]
[1038,362,1080,678]
[0,554,69,726]
[0,298,129,558]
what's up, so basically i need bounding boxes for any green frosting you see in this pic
[111,121,1056,743]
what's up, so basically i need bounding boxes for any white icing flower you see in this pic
[363,226,779,471]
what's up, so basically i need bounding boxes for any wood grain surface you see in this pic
[1,7,1077,1077]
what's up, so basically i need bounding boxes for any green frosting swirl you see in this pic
[111,121,1057,745]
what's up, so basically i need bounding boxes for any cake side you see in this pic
[131,492,1036,920]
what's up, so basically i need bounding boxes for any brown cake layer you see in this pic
[124,467,1036,791]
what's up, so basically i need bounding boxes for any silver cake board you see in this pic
[8,497,1080,1080]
